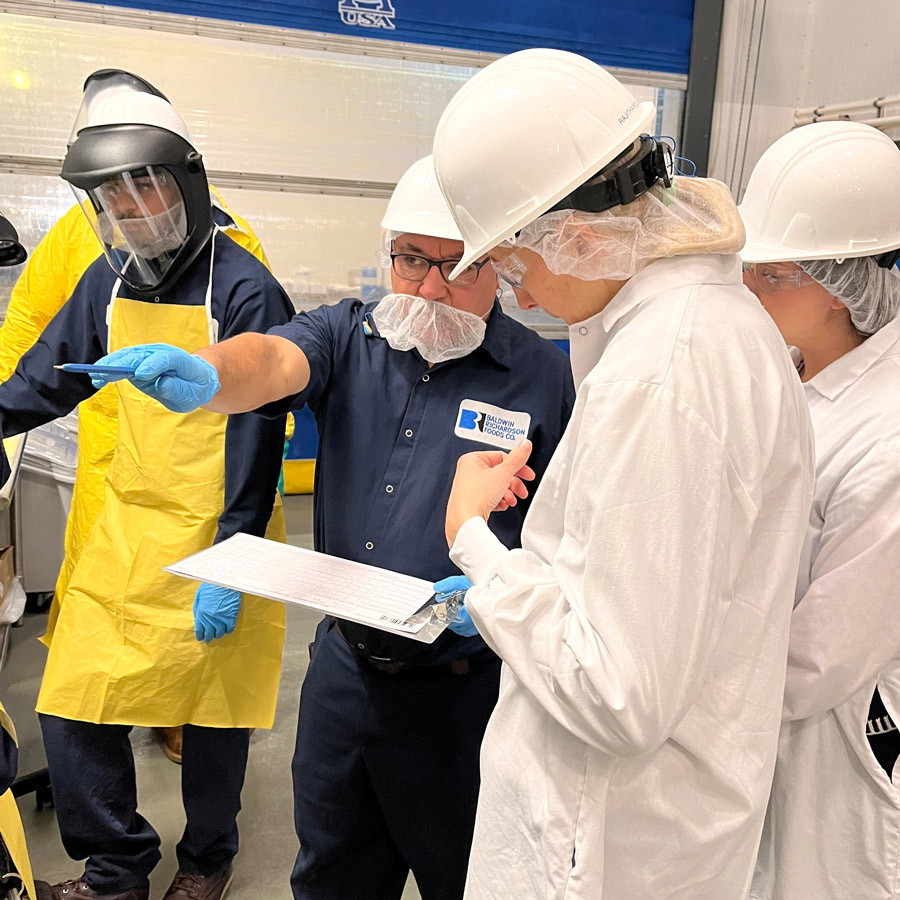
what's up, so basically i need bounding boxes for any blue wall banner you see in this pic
[77,0,695,75]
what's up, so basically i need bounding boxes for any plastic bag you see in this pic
[0,579,26,626]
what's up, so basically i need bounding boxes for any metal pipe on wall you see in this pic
[795,94,900,127]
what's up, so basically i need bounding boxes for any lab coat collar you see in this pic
[805,314,900,401]
[598,254,743,334]
[566,255,743,391]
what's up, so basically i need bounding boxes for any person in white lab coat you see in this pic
[428,48,815,900]
[739,121,900,900]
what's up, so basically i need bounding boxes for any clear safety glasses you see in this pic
[491,249,529,289]
[743,263,817,295]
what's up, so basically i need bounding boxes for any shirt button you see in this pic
[405,429,413,438]
[579,326,588,335]
[422,374,430,382]
[385,485,394,493]
[365,541,374,550]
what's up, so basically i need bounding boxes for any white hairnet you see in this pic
[380,230,396,268]
[513,176,745,281]
[798,256,900,337]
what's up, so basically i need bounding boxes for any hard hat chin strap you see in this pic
[545,136,675,216]
[875,247,900,269]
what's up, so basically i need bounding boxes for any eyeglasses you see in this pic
[491,250,528,289]
[743,263,816,295]
[390,252,490,287]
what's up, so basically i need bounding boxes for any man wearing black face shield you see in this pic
[0,69,274,769]
[0,73,294,900]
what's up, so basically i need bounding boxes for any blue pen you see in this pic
[54,363,139,377]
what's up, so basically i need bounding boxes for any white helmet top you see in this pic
[740,121,900,263]
[381,155,461,241]
[70,69,192,147]
[83,92,193,145]
[433,48,656,277]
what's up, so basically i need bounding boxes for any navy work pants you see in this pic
[40,714,250,893]
[291,620,501,900]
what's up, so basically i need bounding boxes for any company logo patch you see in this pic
[455,400,531,450]
[338,0,396,29]
[458,409,484,431]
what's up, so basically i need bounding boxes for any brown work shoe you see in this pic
[155,726,183,764]
[34,880,149,900]
[162,868,233,900]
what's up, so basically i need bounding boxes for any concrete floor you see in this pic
[1,495,421,899]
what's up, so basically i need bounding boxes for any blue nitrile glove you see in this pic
[193,583,242,643]
[432,575,479,637]
[91,343,220,413]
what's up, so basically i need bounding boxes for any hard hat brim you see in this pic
[740,223,900,264]
[448,101,657,280]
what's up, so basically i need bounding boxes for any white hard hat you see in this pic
[740,121,900,263]
[433,48,657,276]
[82,92,193,146]
[381,155,461,240]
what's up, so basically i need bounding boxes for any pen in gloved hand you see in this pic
[54,363,139,377]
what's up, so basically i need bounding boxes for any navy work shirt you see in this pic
[266,297,575,665]
[0,210,294,543]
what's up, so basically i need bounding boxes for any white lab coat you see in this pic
[450,255,815,900]
[751,315,900,900]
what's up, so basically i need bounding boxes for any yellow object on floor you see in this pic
[0,703,35,899]
[283,458,316,495]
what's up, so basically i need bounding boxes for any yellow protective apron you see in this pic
[0,704,35,899]
[39,196,270,644]
[45,386,117,640]
[37,230,286,728]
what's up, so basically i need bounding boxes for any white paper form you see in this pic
[164,533,438,638]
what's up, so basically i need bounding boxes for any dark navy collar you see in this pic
[212,206,236,229]
[478,299,512,371]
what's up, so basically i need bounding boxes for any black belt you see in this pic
[334,620,473,678]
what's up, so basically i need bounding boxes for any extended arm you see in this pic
[197,333,309,413]
[89,331,311,415]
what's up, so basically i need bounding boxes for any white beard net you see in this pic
[798,256,900,337]
[513,177,746,281]
[372,293,487,364]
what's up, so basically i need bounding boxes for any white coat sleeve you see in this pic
[783,439,900,721]
[452,380,757,757]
